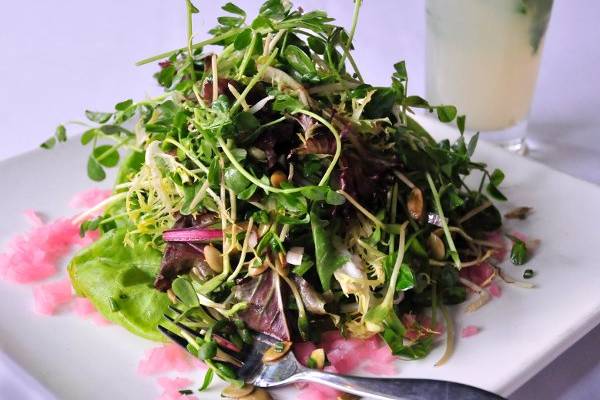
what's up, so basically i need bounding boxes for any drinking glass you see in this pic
[426,0,554,154]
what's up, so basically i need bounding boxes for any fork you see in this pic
[159,320,506,400]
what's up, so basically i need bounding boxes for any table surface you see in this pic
[1,1,598,399]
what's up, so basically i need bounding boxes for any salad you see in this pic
[41,0,531,397]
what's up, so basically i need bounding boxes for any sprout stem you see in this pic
[135,29,241,66]
[426,173,461,269]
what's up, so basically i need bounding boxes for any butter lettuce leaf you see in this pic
[68,227,169,341]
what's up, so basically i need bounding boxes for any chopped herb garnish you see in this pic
[523,269,535,279]
[273,341,285,353]
[510,240,528,265]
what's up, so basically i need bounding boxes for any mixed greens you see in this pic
[45,0,519,390]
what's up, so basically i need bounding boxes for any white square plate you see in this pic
[1,115,599,399]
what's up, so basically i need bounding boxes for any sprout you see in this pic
[363,222,409,333]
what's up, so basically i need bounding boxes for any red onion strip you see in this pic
[162,227,223,242]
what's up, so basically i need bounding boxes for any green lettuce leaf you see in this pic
[310,210,348,290]
[68,227,169,341]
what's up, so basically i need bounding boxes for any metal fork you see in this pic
[159,321,505,400]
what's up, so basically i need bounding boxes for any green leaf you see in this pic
[198,341,218,360]
[467,132,479,157]
[180,184,201,215]
[276,212,310,225]
[222,2,246,16]
[114,150,145,186]
[404,96,430,108]
[301,186,327,201]
[85,110,112,123]
[198,368,214,391]
[237,184,257,200]
[486,169,507,201]
[256,231,284,254]
[217,16,243,27]
[68,227,169,341]
[208,159,220,188]
[115,99,133,111]
[99,125,128,136]
[55,125,67,142]
[172,277,200,307]
[393,61,407,80]
[435,105,458,123]
[396,263,415,291]
[81,129,98,145]
[224,166,250,193]
[486,184,507,201]
[234,111,260,132]
[272,94,304,113]
[489,168,505,186]
[251,15,273,30]
[363,88,396,119]
[457,115,466,134]
[284,45,317,77]
[93,145,120,167]
[252,210,270,224]
[325,190,345,205]
[292,256,314,276]
[259,0,288,18]
[274,192,307,213]
[310,211,348,290]
[307,36,326,54]
[234,28,252,50]
[40,137,56,149]
[187,0,199,13]
[87,156,106,181]
[231,148,247,161]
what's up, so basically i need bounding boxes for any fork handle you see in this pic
[292,370,506,400]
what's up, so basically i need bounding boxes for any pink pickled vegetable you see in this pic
[487,231,507,262]
[32,279,72,315]
[363,344,396,375]
[461,325,480,338]
[0,217,80,283]
[511,231,528,243]
[72,297,111,325]
[73,297,97,317]
[69,188,113,209]
[138,343,204,375]
[156,377,198,400]
[298,366,341,400]
[320,331,398,376]
[23,210,44,226]
[489,281,502,298]
[162,227,223,242]
[213,334,241,352]
[460,262,495,287]
[295,331,398,399]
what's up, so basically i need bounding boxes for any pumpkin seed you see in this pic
[407,187,424,221]
[221,383,255,398]
[204,245,223,273]
[262,341,292,363]
[308,348,325,369]
[240,388,272,400]
[427,232,445,260]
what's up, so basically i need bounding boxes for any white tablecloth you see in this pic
[1,1,598,399]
